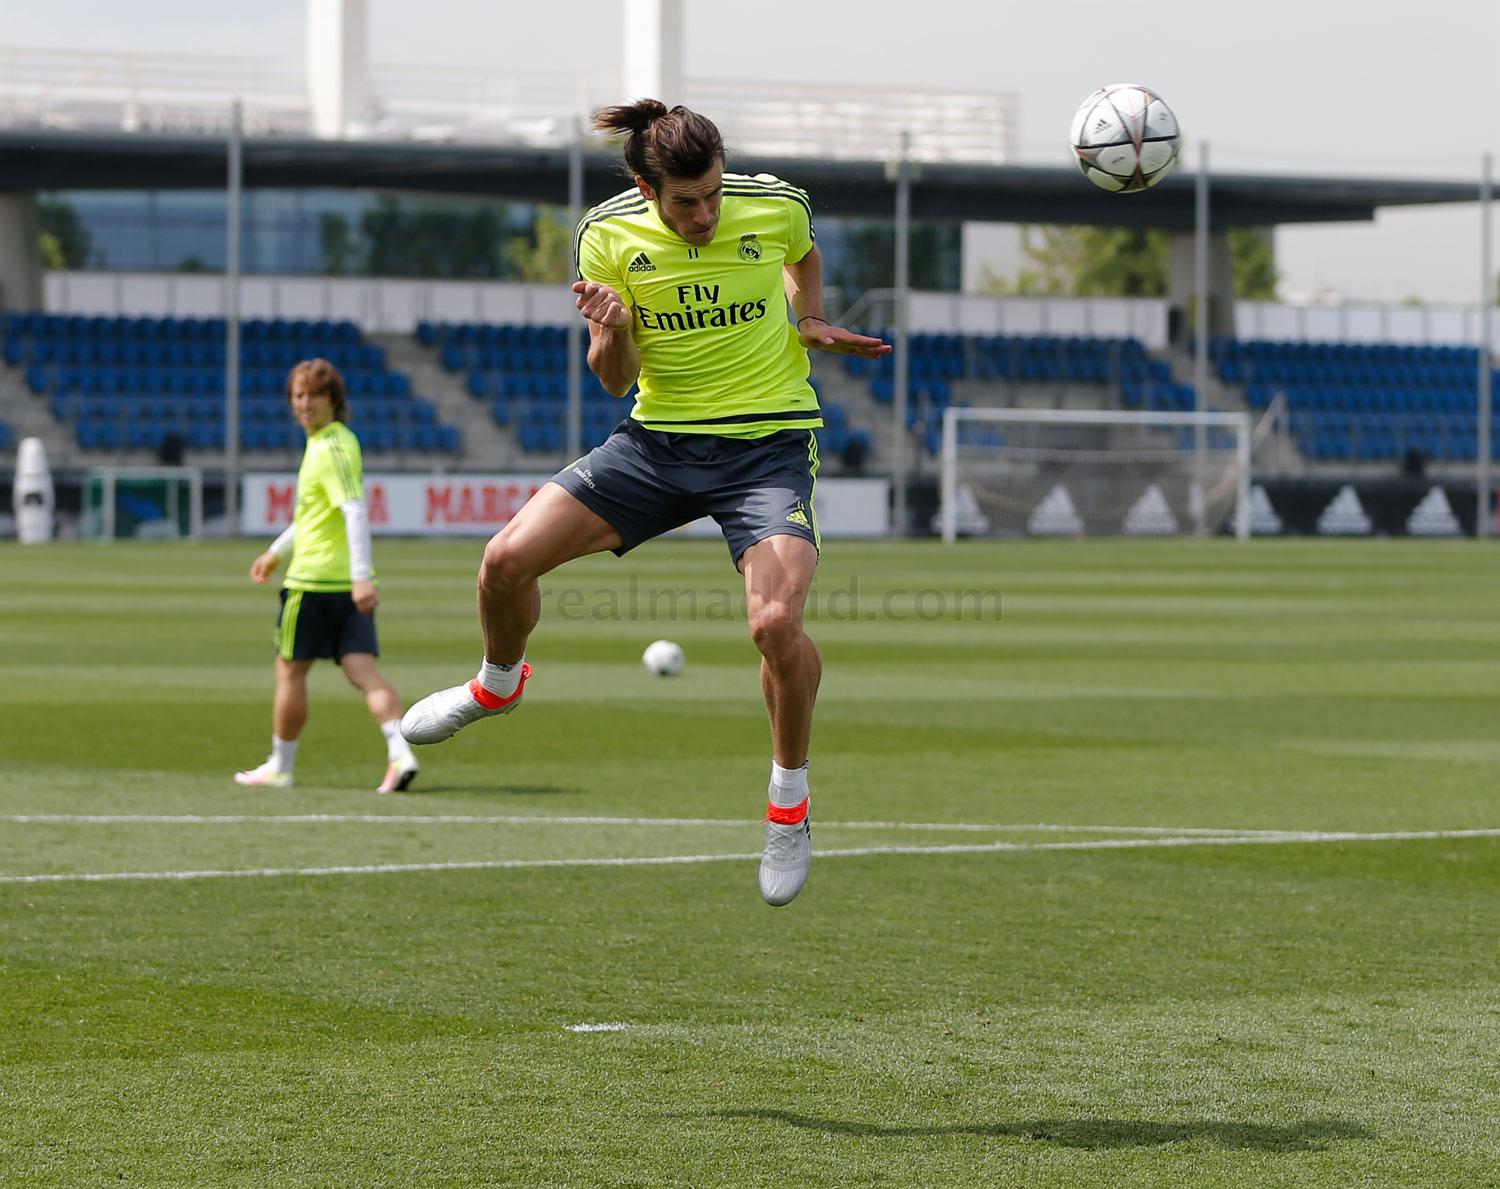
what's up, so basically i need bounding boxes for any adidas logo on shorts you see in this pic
[627,252,656,273]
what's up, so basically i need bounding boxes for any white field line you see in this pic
[1,827,1497,886]
[0,814,1290,836]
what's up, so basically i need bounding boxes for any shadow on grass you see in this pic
[709,1109,1370,1151]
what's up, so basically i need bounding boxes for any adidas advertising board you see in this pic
[1206,479,1484,538]
[1405,487,1462,537]
[1122,484,1179,536]
[1316,485,1373,536]
[1235,484,1284,536]
[1026,485,1084,537]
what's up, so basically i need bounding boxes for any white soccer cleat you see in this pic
[234,761,293,789]
[759,795,811,907]
[376,753,420,794]
[400,663,532,745]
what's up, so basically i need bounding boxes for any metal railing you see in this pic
[1252,391,1291,476]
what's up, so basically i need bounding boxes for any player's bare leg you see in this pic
[475,485,617,664]
[235,658,312,788]
[401,483,622,745]
[742,534,820,905]
[343,652,420,793]
[272,658,312,742]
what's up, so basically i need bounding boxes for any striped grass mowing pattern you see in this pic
[1,537,1498,1185]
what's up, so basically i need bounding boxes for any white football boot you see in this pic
[400,663,532,745]
[234,761,293,789]
[759,793,811,907]
[376,752,420,794]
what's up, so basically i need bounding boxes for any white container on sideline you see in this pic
[14,437,55,544]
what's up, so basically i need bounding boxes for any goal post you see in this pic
[939,407,1252,543]
[84,466,204,542]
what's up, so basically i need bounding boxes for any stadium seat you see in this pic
[7,311,460,457]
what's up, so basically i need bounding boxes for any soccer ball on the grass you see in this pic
[642,639,685,677]
[1070,83,1180,193]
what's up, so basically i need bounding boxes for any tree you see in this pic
[506,206,574,283]
[983,226,1168,298]
[826,219,961,294]
[980,224,1278,301]
[1229,227,1277,300]
[359,198,507,278]
[37,197,91,270]
[318,213,357,276]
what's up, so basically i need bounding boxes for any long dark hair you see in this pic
[593,99,724,189]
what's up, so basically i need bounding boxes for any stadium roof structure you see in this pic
[0,129,1484,231]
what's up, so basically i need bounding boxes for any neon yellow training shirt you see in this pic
[283,420,370,592]
[574,172,822,437]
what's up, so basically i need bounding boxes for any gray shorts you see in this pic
[551,419,821,565]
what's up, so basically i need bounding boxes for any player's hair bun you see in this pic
[593,99,724,188]
[595,99,670,136]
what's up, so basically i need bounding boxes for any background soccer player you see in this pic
[235,359,420,794]
[402,99,890,905]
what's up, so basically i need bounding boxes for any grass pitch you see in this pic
[2,536,1499,1185]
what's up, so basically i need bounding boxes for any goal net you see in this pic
[84,467,204,541]
[938,408,1251,542]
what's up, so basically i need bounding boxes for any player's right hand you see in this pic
[571,280,632,329]
[249,551,280,584]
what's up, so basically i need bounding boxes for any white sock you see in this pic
[478,656,524,698]
[769,760,809,807]
[380,719,411,762]
[271,736,299,774]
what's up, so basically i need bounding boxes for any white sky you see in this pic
[6,0,1498,303]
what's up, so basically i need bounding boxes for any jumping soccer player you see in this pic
[235,359,420,794]
[401,99,890,905]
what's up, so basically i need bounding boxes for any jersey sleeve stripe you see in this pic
[723,176,811,202]
[326,436,361,501]
[574,202,650,277]
[721,185,813,222]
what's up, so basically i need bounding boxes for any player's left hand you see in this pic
[352,580,378,614]
[249,551,280,584]
[798,320,892,358]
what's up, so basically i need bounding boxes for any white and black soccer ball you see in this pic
[641,639,685,677]
[1070,83,1180,193]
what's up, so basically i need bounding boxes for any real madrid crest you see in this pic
[738,233,762,262]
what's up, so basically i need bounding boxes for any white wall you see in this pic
[42,272,576,333]
[1234,300,1495,347]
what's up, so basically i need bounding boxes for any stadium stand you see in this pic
[842,332,1192,456]
[4,313,462,456]
[418,319,875,461]
[1213,337,1498,463]
[0,420,12,451]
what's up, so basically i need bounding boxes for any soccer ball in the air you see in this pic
[642,639,685,677]
[1070,83,1180,193]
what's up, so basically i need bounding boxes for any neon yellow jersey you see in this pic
[283,421,370,592]
[575,172,821,437]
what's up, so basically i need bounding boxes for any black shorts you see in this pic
[276,589,379,662]
[551,419,821,565]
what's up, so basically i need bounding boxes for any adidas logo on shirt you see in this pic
[627,252,656,273]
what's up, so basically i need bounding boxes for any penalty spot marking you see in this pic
[1,826,1497,885]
